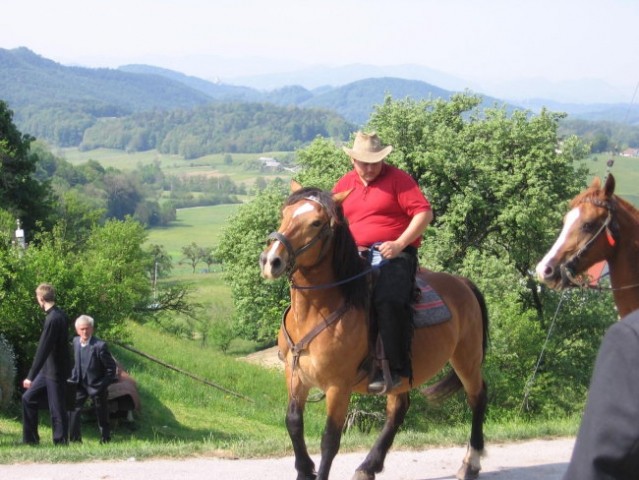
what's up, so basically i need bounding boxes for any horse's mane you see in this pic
[285,187,369,310]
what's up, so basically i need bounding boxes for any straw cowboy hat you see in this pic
[342,131,393,163]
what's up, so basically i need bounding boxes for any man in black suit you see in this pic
[22,283,72,445]
[563,309,639,479]
[68,315,117,444]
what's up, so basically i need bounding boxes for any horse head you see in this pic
[536,174,618,289]
[260,181,352,280]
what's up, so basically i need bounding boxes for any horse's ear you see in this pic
[290,180,303,192]
[333,189,353,205]
[603,174,616,197]
[590,177,601,189]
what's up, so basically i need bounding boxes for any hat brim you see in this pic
[342,145,393,163]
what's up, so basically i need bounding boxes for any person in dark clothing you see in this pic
[22,283,71,445]
[333,131,432,393]
[68,315,116,444]
[563,309,639,480]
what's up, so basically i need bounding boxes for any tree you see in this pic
[181,242,203,273]
[0,100,53,237]
[200,247,217,272]
[216,179,290,343]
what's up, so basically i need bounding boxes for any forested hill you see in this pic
[120,64,465,124]
[0,48,463,149]
[0,47,212,111]
[79,102,354,156]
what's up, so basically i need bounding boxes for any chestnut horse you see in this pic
[259,184,488,480]
[536,174,639,317]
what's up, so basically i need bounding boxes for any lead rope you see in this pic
[520,290,567,413]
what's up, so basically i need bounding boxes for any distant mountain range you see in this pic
[1,47,637,149]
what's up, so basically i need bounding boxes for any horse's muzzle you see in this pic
[259,247,287,279]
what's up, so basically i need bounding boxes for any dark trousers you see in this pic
[69,385,111,442]
[22,374,68,445]
[373,248,418,377]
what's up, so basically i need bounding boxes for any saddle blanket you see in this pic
[413,276,451,328]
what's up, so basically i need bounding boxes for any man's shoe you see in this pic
[100,437,111,444]
[368,372,402,394]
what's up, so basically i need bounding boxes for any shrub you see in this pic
[0,334,16,410]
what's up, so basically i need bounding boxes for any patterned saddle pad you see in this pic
[413,275,451,328]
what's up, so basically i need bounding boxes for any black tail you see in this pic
[421,370,463,402]
[463,278,489,361]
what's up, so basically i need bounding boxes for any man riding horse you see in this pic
[333,131,433,392]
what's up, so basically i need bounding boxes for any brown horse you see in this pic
[536,174,639,317]
[259,183,489,480]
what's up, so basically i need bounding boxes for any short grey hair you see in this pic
[75,315,95,328]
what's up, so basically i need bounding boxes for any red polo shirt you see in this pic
[333,164,431,248]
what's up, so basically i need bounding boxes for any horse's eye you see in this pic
[581,222,596,233]
[311,220,322,228]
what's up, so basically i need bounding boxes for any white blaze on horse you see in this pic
[259,182,489,480]
[536,174,639,317]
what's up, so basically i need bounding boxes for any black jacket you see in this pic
[27,305,71,381]
[563,310,639,480]
[69,336,117,396]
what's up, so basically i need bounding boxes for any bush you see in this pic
[0,334,16,410]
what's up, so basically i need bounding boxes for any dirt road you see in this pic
[1,437,574,480]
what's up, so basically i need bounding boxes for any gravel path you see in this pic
[1,437,574,480]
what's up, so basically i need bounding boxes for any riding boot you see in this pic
[368,301,411,392]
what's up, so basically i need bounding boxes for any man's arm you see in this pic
[379,210,433,259]
[24,317,56,386]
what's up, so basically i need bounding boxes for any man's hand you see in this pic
[23,379,32,389]
[378,241,403,259]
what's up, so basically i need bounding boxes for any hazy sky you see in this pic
[2,0,638,97]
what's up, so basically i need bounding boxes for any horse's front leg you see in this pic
[286,382,316,480]
[316,386,351,480]
[352,393,410,480]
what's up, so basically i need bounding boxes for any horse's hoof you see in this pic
[456,461,480,480]
[351,469,375,480]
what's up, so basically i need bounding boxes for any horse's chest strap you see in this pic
[281,303,350,369]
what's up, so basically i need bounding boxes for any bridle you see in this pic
[559,197,639,292]
[267,196,334,281]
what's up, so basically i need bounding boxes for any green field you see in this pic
[147,204,240,267]
[57,147,294,187]
[580,153,639,204]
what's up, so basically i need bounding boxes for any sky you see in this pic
[2,0,639,102]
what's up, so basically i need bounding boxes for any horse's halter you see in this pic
[267,197,333,277]
[560,198,617,288]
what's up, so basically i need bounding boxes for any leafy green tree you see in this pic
[145,244,173,285]
[0,101,53,237]
[216,179,290,343]
[181,242,203,273]
[200,246,218,272]
[101,172,143,220]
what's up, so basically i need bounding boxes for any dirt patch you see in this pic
[240,345,283,370]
